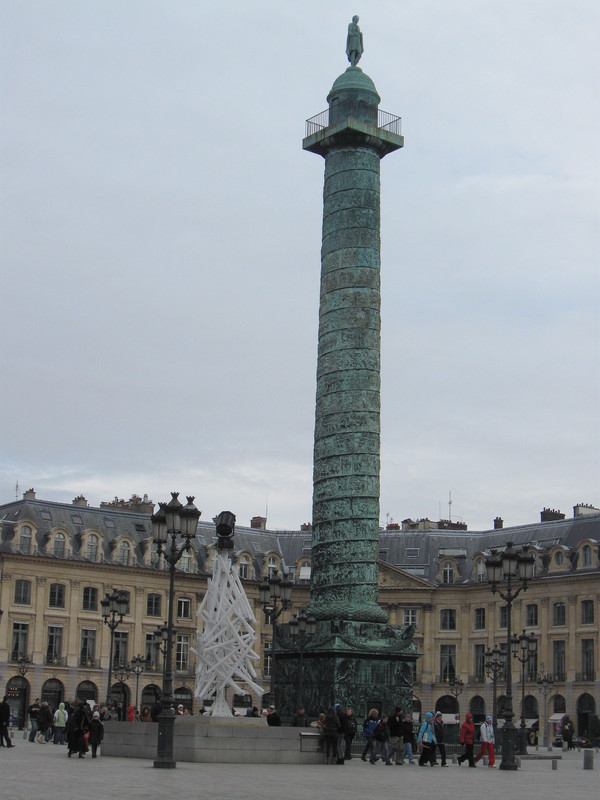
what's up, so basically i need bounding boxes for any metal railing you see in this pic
[10,652,32,664]
[46,655,65,666]
[575,671,596,682]
[305,108,402,138]
[79,657,99,668]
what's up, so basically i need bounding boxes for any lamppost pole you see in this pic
[485,541,535,771]
[536,665,554,748]
[512,630,537,754]
[152,493,200,769]
[131,655,145,711]
[485,645,504,727]
[259,569,293,707]
[288,610,316,709]
[101,589,128,706]
[113,661,131,714]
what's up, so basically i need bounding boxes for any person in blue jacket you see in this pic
[417,711,437,766]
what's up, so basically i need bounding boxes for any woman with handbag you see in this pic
[417,712,437,766]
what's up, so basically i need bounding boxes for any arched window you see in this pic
[553,695,566,714]
[86,534,99,561]
[470,695,486,723]
[523,695,538,719]
[238,555,249,580]
[435,694,458,715]
[174,686,193,713]
[53,532,66,558]
[442,562,454,584]
[41,678,64,709]
[76,680,98,703]
[19,525,32,554]
[582,545,592,567]
[118,540,131,566]
[475,558,486,582]
[179,550,192,573]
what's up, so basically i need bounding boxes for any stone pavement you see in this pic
[1,739,597,800]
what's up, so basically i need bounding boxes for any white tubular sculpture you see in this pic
[193,549,263,717]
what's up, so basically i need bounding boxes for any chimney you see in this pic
[493,517,503,529]
[300,522,312,532]
[23,488,36,500]
[250,515,267,530]
[72,495,88,507]
[540,507,565,522]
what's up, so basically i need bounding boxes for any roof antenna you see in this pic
[15,480,19,501]
[448,491,452,522]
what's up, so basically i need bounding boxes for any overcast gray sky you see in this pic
[1,1,598,532]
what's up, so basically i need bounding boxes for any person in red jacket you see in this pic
[457,712,476,767]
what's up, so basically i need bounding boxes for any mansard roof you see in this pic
[1,496,598,584]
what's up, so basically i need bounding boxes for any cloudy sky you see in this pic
[1,1,598,532]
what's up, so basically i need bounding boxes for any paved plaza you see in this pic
[1,739,597,800]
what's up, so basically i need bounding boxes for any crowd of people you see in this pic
[301,704,497,767]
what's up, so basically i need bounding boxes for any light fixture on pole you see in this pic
[130,655,145,711]
[259,569,293,706]
[512,630,537,754]
[152,492,200,769]
[536,665,554,748]
[101,589,128,706]
[446,675,464,717]
[485,541,535,770]
[288,609,316,709]
[485,645,505,727]
[113,661,131,714]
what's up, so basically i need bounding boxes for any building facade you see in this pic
[0,490,598,739]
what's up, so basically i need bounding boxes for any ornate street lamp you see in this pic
[131,655,145,711]
[152,492,200,769]
[113,661,131,714]
[101,589,128,706]
[512,630,537,754]
[446,675,464,717]
[259,568,293,703]
[17,655,31,678]
[288,609,316,709]
[485,541,535,770]
[485,645,505,726]
[536,665,554,748]
[153,622,176,678]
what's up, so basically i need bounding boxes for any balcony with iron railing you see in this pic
[575,671,596,682]
[79,657,99,669]
[10,652,32,664]
[305,108,402,138]
[46,654,66,666]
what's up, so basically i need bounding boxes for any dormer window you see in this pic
[118,540,131,566]
[53,532,66,558]
[442,562,455,584]
[19,525,32,554]
[582,545,592,567]
[86,534,99,561]
[267,555,278,578]
[238,555,250,580]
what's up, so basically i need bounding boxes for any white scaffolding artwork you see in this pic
[192,549,263,717]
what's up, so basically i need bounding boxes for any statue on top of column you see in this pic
[346,15,364,67]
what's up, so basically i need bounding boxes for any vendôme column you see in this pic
[304,21,403,623]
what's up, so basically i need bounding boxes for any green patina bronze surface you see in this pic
[274,620,417,719]
[277,31,417,721]
[303,63,402,624]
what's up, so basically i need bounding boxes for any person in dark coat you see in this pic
[27,698,41,742]
[344,706,358,761]
[0,696,14,747]
[36,702,53,743]
[335,704,347,763]
[66,702,89,758]
[150,698,162,722]
[433,711,448,766]
[88,711,104,758]
[323,707,341,764]
[292,706,308,727]
[266,705,281,726]
[370,714,391,765]
[457,712,476,767]
[402,713,416,764]
[388,707,404,765]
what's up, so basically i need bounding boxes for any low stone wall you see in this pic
[101,717,324,764]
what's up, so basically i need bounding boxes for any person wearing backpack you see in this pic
[361,708,379,761]
[388,707,404,765]
[474,716,496,767]
[370,714,392,765]
[417,711,438,766]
